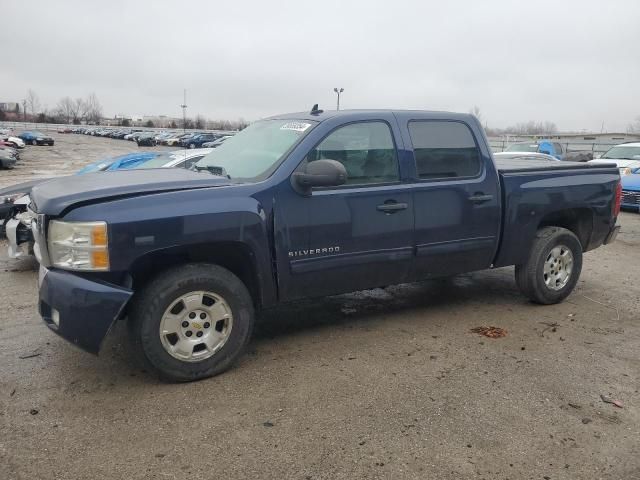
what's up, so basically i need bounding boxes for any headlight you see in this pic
[36,138,43,141]
[1,192,27,204]
[48,221,109,271]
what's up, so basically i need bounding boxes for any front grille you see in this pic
[622,190,640,205]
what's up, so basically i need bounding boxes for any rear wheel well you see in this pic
[128,242,260,308]
[538,208,593,250]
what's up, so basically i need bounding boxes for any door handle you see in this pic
[377,202,408,213]
[468,193,493,204]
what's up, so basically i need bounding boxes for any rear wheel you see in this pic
[129,264,254,381]
[515,227,583,304]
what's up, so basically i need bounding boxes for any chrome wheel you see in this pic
[543,245,574,291]
[159,291,233,362]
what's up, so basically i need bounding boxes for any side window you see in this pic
[408,121,481,179]
[306,121,398,185]
[553,143,563,154]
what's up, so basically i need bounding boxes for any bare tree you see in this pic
[73,97,87,123]
[84,93,103,124]
[506,120,558,135]
[26,89,41,119]
[55,96,76,124]
[469,105,483,123]
[194,115,205,130]
[542,121,558,134]
[627,116,640,134]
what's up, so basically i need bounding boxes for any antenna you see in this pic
[310,104,323,115]
[180,89,188,132]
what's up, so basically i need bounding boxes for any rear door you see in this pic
[397,116,501,278]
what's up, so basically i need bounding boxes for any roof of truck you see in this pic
[268,109,476,122]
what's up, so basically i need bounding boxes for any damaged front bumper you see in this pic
[38,267,133,354]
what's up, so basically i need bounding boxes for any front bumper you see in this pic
[6,218,31,258]
[38,267,133,354]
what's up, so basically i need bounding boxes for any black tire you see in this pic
[189,143,195,149]
[128,263,254,382]
[31,139,37,146]
[515,227,583,304]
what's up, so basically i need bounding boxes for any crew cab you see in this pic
[30,109,622,381]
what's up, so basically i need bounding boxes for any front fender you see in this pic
[62,187,277,306]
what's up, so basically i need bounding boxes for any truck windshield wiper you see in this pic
[193,165,231,179]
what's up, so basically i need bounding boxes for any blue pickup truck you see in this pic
[30,109,621,381]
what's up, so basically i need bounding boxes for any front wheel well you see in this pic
[128,242,260,308]
[537,208,593,250]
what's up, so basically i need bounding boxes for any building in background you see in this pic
[0,102,19,112]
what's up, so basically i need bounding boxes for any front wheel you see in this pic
[515,227,583,304]
[128,264,254,381]
[31,139,37,146]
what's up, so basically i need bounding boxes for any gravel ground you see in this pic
[0,132,172,189]
[0,135,639,479]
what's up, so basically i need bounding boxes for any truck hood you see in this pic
[31,168,232,216]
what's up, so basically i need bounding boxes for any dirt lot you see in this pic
[0,134,639,479]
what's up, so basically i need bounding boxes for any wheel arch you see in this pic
[128,241,263,309]
[537,207,594,250]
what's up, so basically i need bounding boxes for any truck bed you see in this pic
[493,157,619,269]
[495,158,616,173]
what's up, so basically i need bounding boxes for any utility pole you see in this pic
[180,89,188,132]
[333,87,344,110]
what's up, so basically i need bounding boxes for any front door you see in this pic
[276,118,415,300]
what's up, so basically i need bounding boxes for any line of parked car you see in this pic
[1,148,215,257]
[0,128,26,169]
[59,126,234,149]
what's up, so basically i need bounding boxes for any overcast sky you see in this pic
[2,0,639,131]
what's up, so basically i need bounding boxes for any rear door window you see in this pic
[408,121,481,179]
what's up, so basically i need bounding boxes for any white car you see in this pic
[136,148,214,169]
[2,135,25,149]
[589,142,640,175]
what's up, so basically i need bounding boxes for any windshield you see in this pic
[195,119,316,180]
[134,153,176,169]
[601,145,640,160]
[505,143,539,153]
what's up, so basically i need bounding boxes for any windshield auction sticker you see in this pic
[280,122,312,132]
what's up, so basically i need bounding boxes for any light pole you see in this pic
[180,89,188,132]
[333,87,344,110]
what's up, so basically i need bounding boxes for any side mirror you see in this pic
[292,159,347,195]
